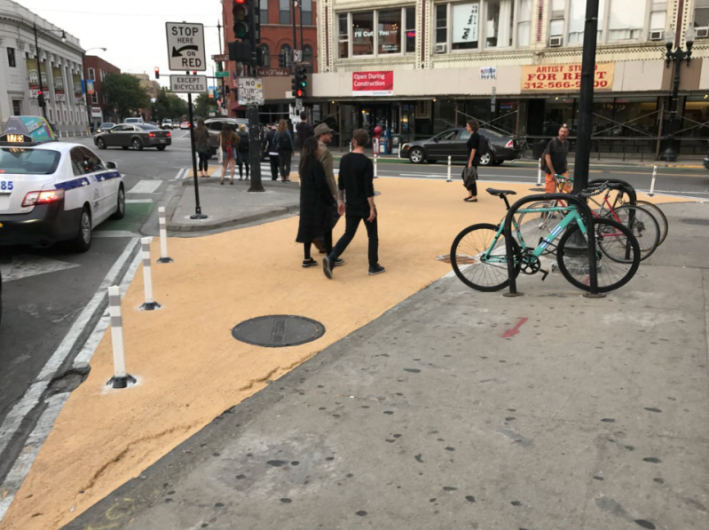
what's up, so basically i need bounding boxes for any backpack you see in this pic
[477,133,491,158]
[238,132,249,152]
[277,131,291,151]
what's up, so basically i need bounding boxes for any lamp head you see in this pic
[665,31,674,51]
[686,26,696,49]
[61,30,66,43]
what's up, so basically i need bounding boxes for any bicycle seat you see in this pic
[486,188,517,197]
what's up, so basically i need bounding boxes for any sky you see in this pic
[21,0,225,90]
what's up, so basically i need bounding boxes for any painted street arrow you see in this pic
[172,45,199,57]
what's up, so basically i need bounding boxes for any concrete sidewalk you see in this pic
[63,201,709,530]
[167,177,300,233]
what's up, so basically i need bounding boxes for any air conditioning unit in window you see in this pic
[649,30,664,41]
[435,43,447,54]
[696,27,709,38]
[549,36,563,47]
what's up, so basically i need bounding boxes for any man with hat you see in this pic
[311,122,338,255]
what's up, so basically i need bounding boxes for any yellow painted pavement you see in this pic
[0,179,693,530]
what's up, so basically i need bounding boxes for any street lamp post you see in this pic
[82,47,107,133]
[659,27,695,162]
[32,24,65,120]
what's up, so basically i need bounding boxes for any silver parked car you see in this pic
[93,124,172,151]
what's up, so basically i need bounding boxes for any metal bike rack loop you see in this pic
[589,178,637,205]
[502,193,600,298]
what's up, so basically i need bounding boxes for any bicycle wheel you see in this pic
[450,223,521,292]
[557,218,641,293]
[516,201,568,255]
[634,200,669,246]
[604,205,660,261]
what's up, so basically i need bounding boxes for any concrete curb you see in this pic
[166,179,300,233]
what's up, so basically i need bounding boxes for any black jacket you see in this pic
[296,158,336,243]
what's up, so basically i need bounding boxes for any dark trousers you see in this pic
[238,154,250,179]
[304,231,332,260]
[269,155,279,180]
[330,214,378,268]
[198,151,209,172]
[278,151,292,179]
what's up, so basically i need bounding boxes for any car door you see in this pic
[76,146,111,222]
[82,146,120,222]
[427,129,458,160]
[105,125,126,147]
[67,147,93,218]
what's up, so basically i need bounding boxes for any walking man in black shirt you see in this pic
[323,129,385,279]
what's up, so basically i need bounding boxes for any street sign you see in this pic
[215,71,230,78]
[491,86,497,112]
[169,75,208,93]
[238,77,264,106]
[295,98,303,112]
[166,22,206,71]
[293,49,302,63]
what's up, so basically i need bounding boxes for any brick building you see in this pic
[84,55,120,126]
[222,0,319,122]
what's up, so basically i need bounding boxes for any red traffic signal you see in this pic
[234,0,246,3]
[154,66,160,79]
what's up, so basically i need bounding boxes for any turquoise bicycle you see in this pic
[450,186,641,293]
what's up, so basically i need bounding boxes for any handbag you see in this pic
[462,166,477,187]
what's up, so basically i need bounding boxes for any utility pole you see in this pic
[217,20,227,116]
[299,1,304,62]
[291,0,298,71]
[571,0,599,195]
[32,24,47,120]
[247,0,264,192]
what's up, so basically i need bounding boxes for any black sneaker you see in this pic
[302,258,317,268]
[323,257,333,279]
[333,258,345,266]
[369,264,386,276]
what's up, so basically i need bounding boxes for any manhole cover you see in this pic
[529,187,546,192]
[681,218,709,226]
[232,315,326,348]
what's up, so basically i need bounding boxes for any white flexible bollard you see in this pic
[447,156,452,183]
[648,165,657,197]
[107,286,136,389]
[139,237,161,311]
[157,207,173,263]
[374,154,379,179]
[537,159,543,187]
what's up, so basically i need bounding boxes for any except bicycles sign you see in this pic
[521,63,614,92]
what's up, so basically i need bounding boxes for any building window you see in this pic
[696,0,709,28]
[280,44,292,67]
[303,44,313,72]
[517,0,532,46]
[7,47,16,67]
[650,9,666,32]
[378,10,401,54]
[607,0,643,41]
[91,93,98,104]
[12,100,22,115]
[436,5,447,44]
[452,2,480,50]
[260,1,268,24]
[352,11,375,56]
[260,44,271,67]
[486,0,514,48]
[49,109,53,121]
[88,67,95,80]
[302,0,313,26]
[279,0,290,24]
[405,7,416,53]
[339,14,349,58]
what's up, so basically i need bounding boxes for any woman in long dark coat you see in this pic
[297,137,337,268]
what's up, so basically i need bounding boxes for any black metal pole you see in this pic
[660,49,686,161]
[217,21,226,115]
[33,24,47,120]
[187,89,207,219]
[82,53,92,132]
[292,0,298,70]
[247,0,264,192]
[299,1,304,59]
[571,0,600,195]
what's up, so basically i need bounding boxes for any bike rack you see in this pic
[502,193,601,298]
[589,178,637,205]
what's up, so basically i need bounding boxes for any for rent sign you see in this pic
[521,63,614,92]
[352,71,394,96]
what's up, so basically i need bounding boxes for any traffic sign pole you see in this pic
[187,89,207,219]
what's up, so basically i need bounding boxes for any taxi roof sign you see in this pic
[0,133,35,146]
[1,116,56,144]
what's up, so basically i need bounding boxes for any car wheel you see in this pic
[67,206,92,253]
[96,138,106,150]
[111,185,126,220]
[479,152,494,166]
[409,147,425,164]
[132,138,144,151]
[156,145,166,151]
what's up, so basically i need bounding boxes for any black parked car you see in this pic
[400,128,520,166]
[94,124,172,151]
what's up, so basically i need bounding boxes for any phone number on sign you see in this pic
[523,80,610,90]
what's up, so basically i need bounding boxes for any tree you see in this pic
[193,93,218,119]
[153,88,187,121]
[101,73,150,121]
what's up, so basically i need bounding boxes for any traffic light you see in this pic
[295,66,307,98]
[216,61,223,73]
[291,76,297,98]
[37,90,46,108]
[154,66,160,79]
[278,51,287,68]
[232,0,260,44]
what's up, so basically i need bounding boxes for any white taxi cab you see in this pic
[0,116,125,252]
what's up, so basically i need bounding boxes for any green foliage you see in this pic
[154,88,187,121]
[193,93,218,119]
[101,73,150,120]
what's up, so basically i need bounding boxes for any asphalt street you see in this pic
[0,131,706,489]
